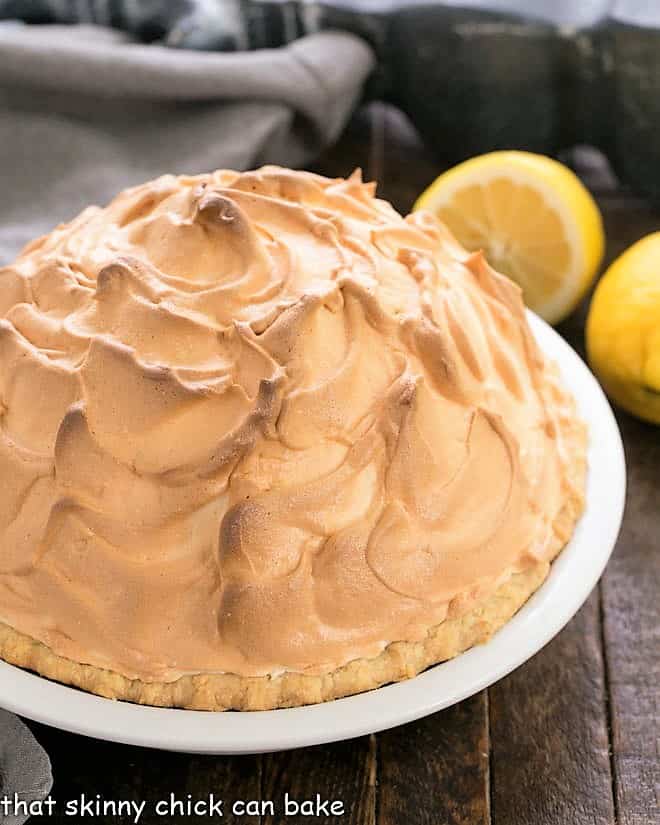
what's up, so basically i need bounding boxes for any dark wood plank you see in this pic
[25,722,261,824]
[261,736,376,825]
[601,412,660,825]
[561,174,660,825]
[489,593,615,825]
[378,693,490,825]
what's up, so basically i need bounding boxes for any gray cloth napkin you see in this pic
[0,711,52,825]
[0,21,374,264]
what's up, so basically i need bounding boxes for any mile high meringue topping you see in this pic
[0,167,580,681]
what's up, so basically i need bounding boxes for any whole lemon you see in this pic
[587,233,660,424]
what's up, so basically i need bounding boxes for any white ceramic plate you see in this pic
[0,313,625,754]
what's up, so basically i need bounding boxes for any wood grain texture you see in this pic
[489,593,615,825]
[602,411,660,825]
[599,193,660,825]
[563,177,660,825]
[377,693,490,825]
[26,722,261,824]
[261,736,377,825]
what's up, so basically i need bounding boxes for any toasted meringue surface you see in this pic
[0,167,583,681]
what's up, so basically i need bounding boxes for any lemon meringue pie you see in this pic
[0,167,586,710]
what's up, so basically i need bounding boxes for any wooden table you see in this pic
[26,104,659,825]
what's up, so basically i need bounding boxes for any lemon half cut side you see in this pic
[414,151,605,325]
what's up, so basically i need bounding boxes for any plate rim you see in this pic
[0,312,626,754]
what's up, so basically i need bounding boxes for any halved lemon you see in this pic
[414,151,605,325]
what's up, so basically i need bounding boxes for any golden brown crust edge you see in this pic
[0,561,550,711]
[0,414,587,712]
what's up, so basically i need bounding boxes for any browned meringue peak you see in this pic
[0,166,579,680]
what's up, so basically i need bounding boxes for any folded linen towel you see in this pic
[0,21,374,263]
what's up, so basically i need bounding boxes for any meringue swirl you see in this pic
[0,167,581,680]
